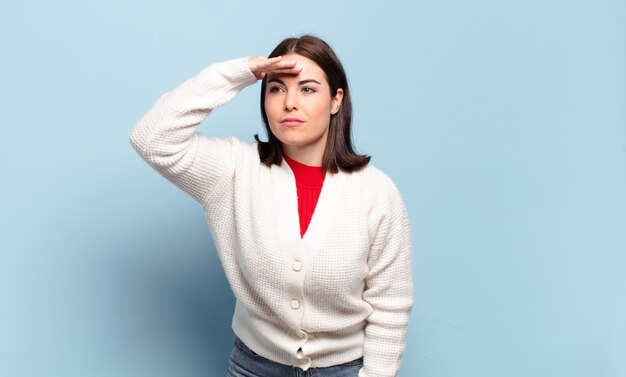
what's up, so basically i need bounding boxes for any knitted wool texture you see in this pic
[130,57,413,377]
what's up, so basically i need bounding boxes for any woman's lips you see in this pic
[280,118,304,126]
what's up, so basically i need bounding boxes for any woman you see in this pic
[130,35,413,377]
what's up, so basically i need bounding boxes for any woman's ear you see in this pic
[331,88,344,115]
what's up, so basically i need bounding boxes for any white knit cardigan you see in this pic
[130,57,413,377]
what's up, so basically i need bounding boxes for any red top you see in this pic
[284,154,326,238]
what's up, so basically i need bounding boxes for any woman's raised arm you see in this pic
[129,58,256,204]
[129,56,302,205]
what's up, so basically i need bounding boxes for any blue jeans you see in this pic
[227,338,363,377]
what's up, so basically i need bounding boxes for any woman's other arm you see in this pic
[360,182,414,377]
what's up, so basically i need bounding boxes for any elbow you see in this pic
[129,122,150,157]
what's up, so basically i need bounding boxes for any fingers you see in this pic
[249,56,303,80]
[258,56,282,68]
[260,57,297,71]
[269,66,303,75]
[264,59,303,76]
[251,56,282,71]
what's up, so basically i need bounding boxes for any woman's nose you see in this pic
[283,91,298,111]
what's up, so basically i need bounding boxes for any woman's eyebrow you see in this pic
[298,79,321,85]
[268,78,321,86]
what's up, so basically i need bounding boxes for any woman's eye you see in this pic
[302,87,316,94]
[268,86,283,93]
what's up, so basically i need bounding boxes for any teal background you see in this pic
[1,0,625,376]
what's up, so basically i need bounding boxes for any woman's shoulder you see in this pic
[343,163,405,201]
[347,163,398,186]
[342,164,409,226]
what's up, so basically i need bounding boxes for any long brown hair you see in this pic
[254,35,370,174]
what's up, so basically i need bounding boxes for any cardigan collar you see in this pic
[271,158,344,260]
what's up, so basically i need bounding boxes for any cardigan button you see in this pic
[295,350,311,365]
[292,261,303,272]
[290,299,300,309]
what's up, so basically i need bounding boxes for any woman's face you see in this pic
[264,53,343,164]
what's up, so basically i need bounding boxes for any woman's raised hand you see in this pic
[248,56,303,80]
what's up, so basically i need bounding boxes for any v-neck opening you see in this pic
[275,158,339,244]
[300,182,324,240]
[283,155,326,239]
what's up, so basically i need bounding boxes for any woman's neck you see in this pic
[282,144,324,167]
